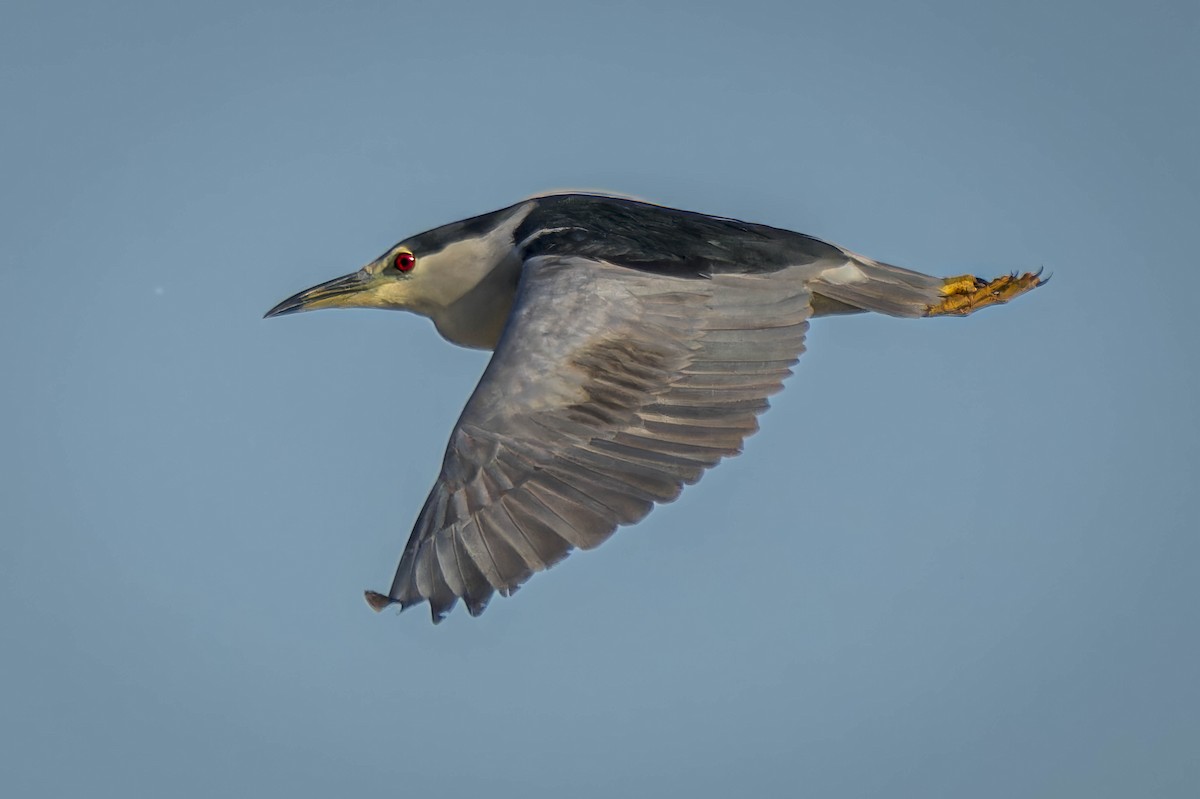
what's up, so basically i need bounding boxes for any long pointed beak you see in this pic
[264,270,373,318]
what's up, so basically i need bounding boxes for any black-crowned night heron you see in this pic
[266,192,1044,622]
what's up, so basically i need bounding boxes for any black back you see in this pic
[514,193,842,278]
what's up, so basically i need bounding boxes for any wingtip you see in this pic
[364,590,396,612]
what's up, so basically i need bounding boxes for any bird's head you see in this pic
[264,201,533,321]
[263,241,427,319]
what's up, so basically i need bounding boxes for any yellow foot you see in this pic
[939,274,987,296]
[926,268,1047,317]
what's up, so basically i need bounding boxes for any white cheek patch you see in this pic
[821,262,869,285]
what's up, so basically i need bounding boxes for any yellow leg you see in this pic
[926,269,1047,317]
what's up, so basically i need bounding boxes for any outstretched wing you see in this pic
[368,255,813,621]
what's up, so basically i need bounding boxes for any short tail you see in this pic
[809,251,948,318]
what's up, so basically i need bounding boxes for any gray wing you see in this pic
[369,255,814,621]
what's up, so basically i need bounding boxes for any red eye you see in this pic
[395,252,416,272]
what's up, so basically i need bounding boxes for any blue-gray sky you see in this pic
[3,1,1197,796]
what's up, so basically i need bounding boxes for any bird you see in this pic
[266,191,1044,623]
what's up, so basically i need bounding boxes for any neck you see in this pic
[429,248,524,349]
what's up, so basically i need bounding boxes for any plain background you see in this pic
[3,1,1197,796]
